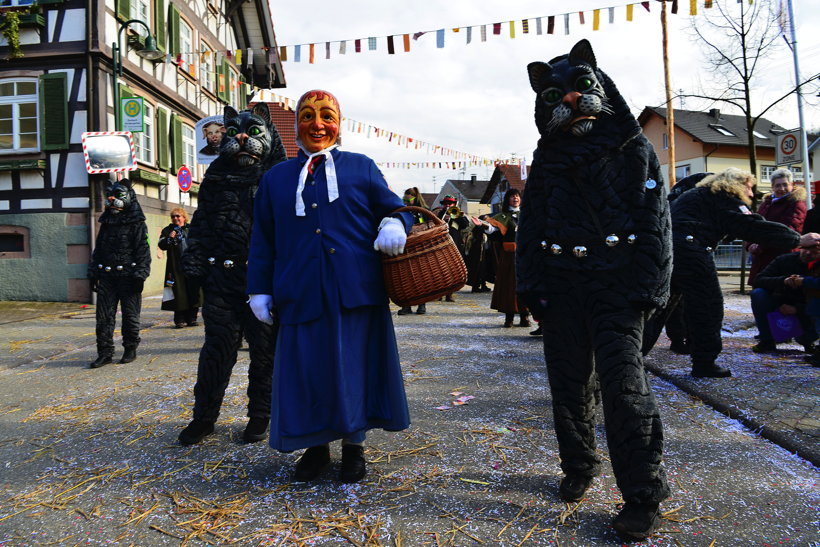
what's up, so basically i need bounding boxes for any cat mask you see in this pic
[527,39,613,137]
[105,179,132,214]
[221,103,274,168]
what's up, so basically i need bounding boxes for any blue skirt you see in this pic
[269,290,410,452]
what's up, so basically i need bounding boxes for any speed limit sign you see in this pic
[776,130,801,165]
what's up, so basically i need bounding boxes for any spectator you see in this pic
[466,214,494,294]
[432,195,469,302]
[749,232,820,354]
[654,168,801,377]
[746,168,806,285]
[396,188,429,316]
[87,179,151,368]
[157,207,201,328]
[247,89,412,483]
[483,188,529,328]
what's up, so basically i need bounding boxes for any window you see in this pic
[182,124,195,168]
[134,103,153,164]
[0,80,38,153]
[751,130,768,139]
[761,165,777,181]
[662,133,668,150]
[0,225,30,259]
[229,70,237,107]
[201,43,215,93]
[675,164,691,179]
[0,0,34,6]
[129,0,150,37]
[180,20,193,72]
[709,124,735,137]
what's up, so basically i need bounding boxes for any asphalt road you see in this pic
[0,290,817,545]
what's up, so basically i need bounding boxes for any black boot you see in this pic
[89,355,113,369]
[293,445,331,482]
[339,444,367,483]
[503,313,514,328]
[445,294,455,302]
[397,306,412,315]
[529,325,543,336]
[558,474,593,502]
[416,303,426,315]
[178,419,215,445]
[242,417,269,443]
[613,502,661,540]
[691,362,731,378]
[119,347,137,364]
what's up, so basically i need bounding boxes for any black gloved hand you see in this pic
[133,278,145,293]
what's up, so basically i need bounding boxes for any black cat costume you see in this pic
[88,179,151,368]
[516,40,670,539]
[179,103,287,445]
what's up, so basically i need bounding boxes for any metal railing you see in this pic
[713,240,750,270]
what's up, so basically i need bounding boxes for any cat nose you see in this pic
[235,133,248,145]
[562,91,581,109]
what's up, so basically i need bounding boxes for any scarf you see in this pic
[295,144,339,217]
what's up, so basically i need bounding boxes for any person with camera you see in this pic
[158,207,201,328]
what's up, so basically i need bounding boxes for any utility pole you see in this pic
[786,0,812,209]
[661,0,676,188]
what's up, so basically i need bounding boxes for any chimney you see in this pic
[470,174,477,184]
[708,108,721,120]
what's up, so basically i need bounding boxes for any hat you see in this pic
[441,195,457,204]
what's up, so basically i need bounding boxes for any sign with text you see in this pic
[776,129,801,165]
[120,97,144,133]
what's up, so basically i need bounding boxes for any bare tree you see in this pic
[686,0,819,178]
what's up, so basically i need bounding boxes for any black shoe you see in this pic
[518,319,531,328]
[293,445,331,482]
[558,474,593,502]
[445,295,455,302]
[119,347,137,364]
[242,417,269,443]
[691,363,731,378]
[503,321,513,328]
[668,340,690,354]
[751,341,777,354]
[175,323,185,329]
[613,502,661,540]
[187,321,199,327]
[416,304,426,315]
[340,444,367,483]
[529,326,543,336]
[397,307,412,316]
[89,355,113,369]
[178,419,215,445]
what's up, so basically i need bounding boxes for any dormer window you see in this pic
[751,130,768,139]
[709,124,735,137]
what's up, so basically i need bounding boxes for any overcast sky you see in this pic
[266,0,820,193]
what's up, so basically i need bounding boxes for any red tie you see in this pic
[307,155,323,175]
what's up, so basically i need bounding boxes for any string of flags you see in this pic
[271,0,748,64]
[253,89,507,169]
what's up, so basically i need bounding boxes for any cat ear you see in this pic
[568,39,596,69]
[527,62,552,93]
[223,105,239,124]
[251,102,271,124]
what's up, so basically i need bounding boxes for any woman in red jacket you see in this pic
[747,169,806,286]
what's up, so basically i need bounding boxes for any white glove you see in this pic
[248,294,275,325]
[373,217,407,256]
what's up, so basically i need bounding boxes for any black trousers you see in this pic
[95,277,142,357]
[192,279,277,423]
[541,276,669,505]
[671,249,723,366]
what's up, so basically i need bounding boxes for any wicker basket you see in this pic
[381,206,468,307]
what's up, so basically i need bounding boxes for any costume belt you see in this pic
[207,256,247,269]
[96,262,137,272]
[540,233,637,258]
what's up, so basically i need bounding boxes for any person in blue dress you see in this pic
[247,89,412,483]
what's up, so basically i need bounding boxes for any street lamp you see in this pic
[112,19,165,130]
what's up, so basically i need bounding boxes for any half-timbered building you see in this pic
[0,0,285,301]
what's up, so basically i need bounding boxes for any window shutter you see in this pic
[228,70,235,106]
[117,0,130,21]
[217,59,228,102]
[169,3,180,56]
[157,107,169,170]
[154,0,166,52]
[170,113,182,174]
[39,72,69,151]
[238,81,248,110]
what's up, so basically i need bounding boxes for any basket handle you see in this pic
[391,205,444,226]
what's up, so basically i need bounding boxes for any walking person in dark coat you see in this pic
[483,188,529,328]
[87,178,151,368]
[178,103,287,446]
[157,207,201,328]
[655,168,801,378]
[465,215,493,293]
[746,168,806,286]
[432,195,469,302]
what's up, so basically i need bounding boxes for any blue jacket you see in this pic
[248,149,409,325]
